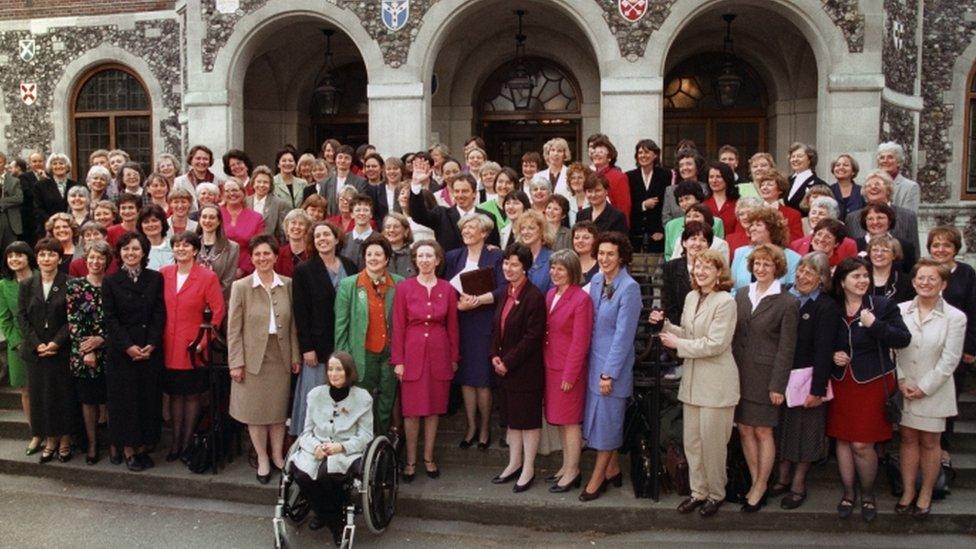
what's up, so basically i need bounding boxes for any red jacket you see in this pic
[600,166,631,229]
[789,235,859,266]
[544,285,593,387]
[778,204,804,243]
[161,263,226,371]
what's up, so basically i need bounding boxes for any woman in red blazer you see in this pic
[160,231,226,462]
[543,249,593,493]
[391,240,460,481]
[756,169,803,242]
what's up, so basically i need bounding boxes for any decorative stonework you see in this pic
[879,100,915,175]
[821,0,865,53]
[0,19,182,158]
[883,0,918,95]
[918,1,976,204]
[200,0,438,71]
[593,0,674,62]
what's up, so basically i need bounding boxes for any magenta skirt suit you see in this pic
[544,285,594,425]
[390,277,460,417]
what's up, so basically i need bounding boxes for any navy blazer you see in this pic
[832,295,911,383]
[793,292,839,397]
[292,256,339,361]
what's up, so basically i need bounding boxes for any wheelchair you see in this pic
[273,435,398,548]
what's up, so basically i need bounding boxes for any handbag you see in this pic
[868,297,902,424]
[664,440,690,497]
[785,366,834,408]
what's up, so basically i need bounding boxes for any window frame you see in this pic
[69,63,152,181]
[962,62,976,200]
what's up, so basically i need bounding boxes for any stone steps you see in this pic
[0,437,973,535]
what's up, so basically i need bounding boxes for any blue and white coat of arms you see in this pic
[381,0,409,32]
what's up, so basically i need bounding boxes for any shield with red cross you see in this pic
[618,0,647,23]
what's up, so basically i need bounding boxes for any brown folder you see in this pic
[460,267,496,295]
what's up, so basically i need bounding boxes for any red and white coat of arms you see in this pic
[618,0,648,23]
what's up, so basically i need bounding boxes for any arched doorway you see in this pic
[477,57,581,170]
[71,64,152,179]
[662,5,819,172]
[663,52,768,178]
[241,22,367,164]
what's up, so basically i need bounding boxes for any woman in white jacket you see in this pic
[290,351,373,542]
[895,258,966,518]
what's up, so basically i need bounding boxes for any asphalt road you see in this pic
[0,473,973,548]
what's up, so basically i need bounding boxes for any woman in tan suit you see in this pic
[731,244,799,512]
[228,234,301,484]
[649,249,738,517]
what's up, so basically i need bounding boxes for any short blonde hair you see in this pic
[747,243,788,278]
[691,249,733,292]
[514,208,554,248]
[543,137,572,162]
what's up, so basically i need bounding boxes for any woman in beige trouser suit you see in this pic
[650,249,739,517]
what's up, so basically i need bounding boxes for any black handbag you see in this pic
[869,297,902,424]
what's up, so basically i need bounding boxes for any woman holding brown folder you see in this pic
[446,213,505,450]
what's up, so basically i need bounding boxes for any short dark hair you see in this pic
[274,148,296,170]
[706,161,740,200]
[634,139,661,166]
[831,257,871,301]
[117,192,142,209]
[222,149,253,176]
[927,225,962,254]
[170,230,201,251]
[588,136,619,165]
[718,145,740,160]
[308,220,345,251]
[571,220,599,241]
[349,193,374,211]
[115,232,151,269]
[812,218,848,244]
[685,203,715,229]
[335,144,355,158]
[520,152,543,169]
[503,242,534,273]
[34,237,64,258]
[503,190,531,211]
[328,351,359,387]
[249,233,280,256]
[675,149,704,180]
[546,194,570,224]
[1,241,35,279]
[453,173,478,193]
[860,202,897,231]
[583,171,610,192]
[595,231,633,267]
[674,180,705,203]
[137,204,170,236]
[186,145,214,166]
[681,221,714,247]
[361,233,392,265]
[464,136,486,149]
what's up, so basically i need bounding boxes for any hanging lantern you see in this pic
[715,13,742,107]
[313,29,342,116]
[502,10,535,110]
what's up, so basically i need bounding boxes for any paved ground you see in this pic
[0,474,973,548]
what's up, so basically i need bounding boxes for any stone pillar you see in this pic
[599,76,662,171]
[184,90,234,162]
[368,82,427,156]
[821,73,884,174]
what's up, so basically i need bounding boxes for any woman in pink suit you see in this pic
[160,231,225,462]
[544,249,593,493]
[391,239,460,481]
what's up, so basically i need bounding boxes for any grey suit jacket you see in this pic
[0,173,24,236]
[844,204,920,254]
[892,173,920,212]
[246,195,289,241]
[313,173,368,216]
[732,287,799,406]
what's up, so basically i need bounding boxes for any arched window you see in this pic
[71,65,152,180]
[477,58,581,170]
[964,64,976,199]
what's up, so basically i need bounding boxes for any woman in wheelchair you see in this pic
[290,351,373,543]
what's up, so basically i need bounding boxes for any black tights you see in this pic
[169,393,202,453]
[290,464,349,518]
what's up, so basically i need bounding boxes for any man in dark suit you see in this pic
[17,151,45,246]
[303,144,366,216]
[0,164,25,251]
[409,172,499,252]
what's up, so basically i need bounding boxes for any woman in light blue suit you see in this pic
[580,231,642,501]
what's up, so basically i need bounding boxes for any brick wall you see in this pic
[0,0,174,20]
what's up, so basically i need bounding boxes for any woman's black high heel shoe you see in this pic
[491,467,522,484]
[741,494,767,513]
[85,451,100,465]
[424,459,440,479]
[605,472,623,488]
[549,474,581,493]
[401,462,416,483]
[459,429,478,449]
[578,482,605,502]
[39,448,56,464]
[477,434,491,451]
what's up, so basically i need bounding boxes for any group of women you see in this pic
[1,135,971,532]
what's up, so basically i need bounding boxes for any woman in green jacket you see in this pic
[0,241,37,454]
[334,233,402,435]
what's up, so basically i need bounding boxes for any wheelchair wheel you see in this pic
[361,435,398,534]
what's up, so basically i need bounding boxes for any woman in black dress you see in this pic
[18,238,75,463]
[103,232,165,471]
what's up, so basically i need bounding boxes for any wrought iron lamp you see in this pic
[715,13,743,107]
[504,10,535,110]
[313,29,341,116]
